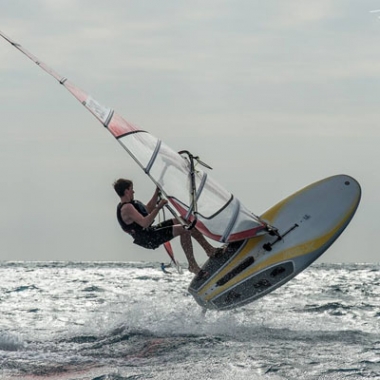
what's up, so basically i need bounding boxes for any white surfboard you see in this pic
[189,175,361,311]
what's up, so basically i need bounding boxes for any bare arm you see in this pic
[145,187,161,213]
[121,198,168,229]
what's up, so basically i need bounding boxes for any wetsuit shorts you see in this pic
[133,219,175,250]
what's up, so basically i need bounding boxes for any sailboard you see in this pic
[189,175,361,310]
[0,31,361,311]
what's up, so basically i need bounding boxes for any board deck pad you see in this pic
[191,240,246,291]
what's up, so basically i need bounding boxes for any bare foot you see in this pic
[208,246,227,258]
[195,269,209,280]
[188,264,201,274]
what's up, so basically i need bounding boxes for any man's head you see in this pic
[113,178,133,197]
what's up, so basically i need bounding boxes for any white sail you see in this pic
[0,31,266,243]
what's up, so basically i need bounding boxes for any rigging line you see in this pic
[156,187,189,229]
[164,203,188,228]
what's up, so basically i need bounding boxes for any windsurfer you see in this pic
[161,263,171,274]
[113,179,223,274]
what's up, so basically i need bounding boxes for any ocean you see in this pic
[0,261,379,380]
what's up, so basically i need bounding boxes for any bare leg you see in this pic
[172,222,224,273]
[180,232,201,274]
[191,228,218,257]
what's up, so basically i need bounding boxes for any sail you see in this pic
[0,31,266,243]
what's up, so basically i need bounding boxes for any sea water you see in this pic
[0,261,379,380]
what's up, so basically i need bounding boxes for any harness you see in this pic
[116,200,150,236]
[117,198,176,251]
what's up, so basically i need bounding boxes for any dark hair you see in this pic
[113,179,133,197]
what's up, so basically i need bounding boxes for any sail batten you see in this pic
[0,30,266,243]
[145,140,162,174]
[222,199,241,242]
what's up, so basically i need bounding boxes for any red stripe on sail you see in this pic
[64,81,88,103]
[107,113,141,138]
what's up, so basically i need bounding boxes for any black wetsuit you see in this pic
[117,200,174,250]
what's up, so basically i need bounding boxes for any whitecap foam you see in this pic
[0,330,24,351]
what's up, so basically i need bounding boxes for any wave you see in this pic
[1,262,380,380]
[0,331,24,351]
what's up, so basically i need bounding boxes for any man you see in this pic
[160,263,171,274]
[113,178,222,275]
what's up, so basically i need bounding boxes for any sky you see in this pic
[0,0,379,264]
